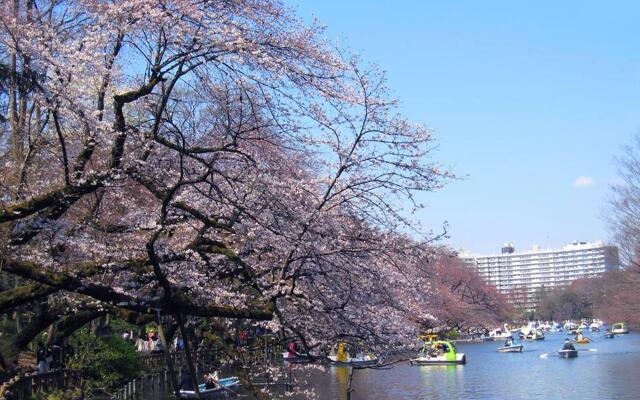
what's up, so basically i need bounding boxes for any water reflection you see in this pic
[332,366,349,387]
[292,332,640,400]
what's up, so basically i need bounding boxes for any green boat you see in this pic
[611,323,630,334]
[410,340,466,365]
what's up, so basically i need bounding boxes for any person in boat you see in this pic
[335,342,349,362]
[562,339,576,351]
[575,332,584,341]
[288,341,300,357]
[204,372,219,390]
[504,338,513,347]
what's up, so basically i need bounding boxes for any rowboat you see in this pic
[574,338,590,344]
[497,344,523,353]
[558,349,578,358]
[179,377,240,398]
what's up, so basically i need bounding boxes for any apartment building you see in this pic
[460,241,619,309]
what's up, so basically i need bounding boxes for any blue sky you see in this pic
[289,1,640,253]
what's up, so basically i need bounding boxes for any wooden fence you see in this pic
[111,370,170,400]
[114,344,285,400]
[0,369,85,400]
[140,344,283,371]
[1,344,285,400]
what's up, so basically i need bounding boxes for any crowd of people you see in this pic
[126,331,185,354]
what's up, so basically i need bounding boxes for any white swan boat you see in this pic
[489,325,513,339]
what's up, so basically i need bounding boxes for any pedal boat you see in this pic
[410,340,466,365]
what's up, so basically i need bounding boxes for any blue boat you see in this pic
[179,377,240,398]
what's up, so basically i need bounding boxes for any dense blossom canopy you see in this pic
[0,0,506,367]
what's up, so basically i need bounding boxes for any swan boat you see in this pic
[410,340,466,365]
[611,323,630,334]
[328,343,378,366]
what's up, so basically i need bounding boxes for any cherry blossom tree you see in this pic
[403,252,510,332]
[0,0,456,377]
[0,3,513,397]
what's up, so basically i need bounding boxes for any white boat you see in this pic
[411,352,467,365]
[520,326,545,341]
[549,322,563,332]
[564,322,579,334]
[489,325,513,339]
[327,353,378,366]
[611,323,630,334]
[497,344,523,353]
[538,323,552,332]
[179,377,240,398]
[328,343,378,366]
[282,351,312,363]
[589,322,600,332]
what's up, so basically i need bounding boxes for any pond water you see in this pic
[288,331,640,400]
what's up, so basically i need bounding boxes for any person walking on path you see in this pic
[36,342,49,374]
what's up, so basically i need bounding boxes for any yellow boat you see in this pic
[328,342,378,366]
[418,334,439,342]
[574,338,590,344]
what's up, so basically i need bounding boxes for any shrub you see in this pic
[66,329,142,396]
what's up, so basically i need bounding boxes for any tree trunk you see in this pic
[177,312,201,399]
[156,314,181,399]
